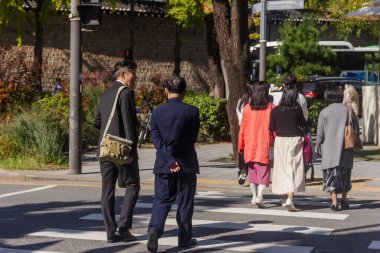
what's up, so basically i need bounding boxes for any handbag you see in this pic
[303,134,313,165]
[99,86,134,164]
[344,107,362,151]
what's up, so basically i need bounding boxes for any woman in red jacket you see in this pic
[238,81,275,208]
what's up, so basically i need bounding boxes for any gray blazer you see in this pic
[317,103,359,170]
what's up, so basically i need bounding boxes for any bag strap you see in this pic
[102,85,127,140]
[347,107,353,126]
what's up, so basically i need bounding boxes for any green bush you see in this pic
[308,99,327,134]
[4,111,68,164]
[0,135,21,159]
[82,85,106,147]
[184,92,229,142]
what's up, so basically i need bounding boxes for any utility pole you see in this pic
[259,0,267,81]
[69,0,82,174]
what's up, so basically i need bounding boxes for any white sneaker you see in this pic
[284,198,296,212]
[255,197,266,208]
[281,199,286,207]
[251,196,257,205]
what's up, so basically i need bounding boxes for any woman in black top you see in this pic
[269,83,307,211]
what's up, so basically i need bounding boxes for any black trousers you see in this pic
[148,172,197,244]
[100,158,140,236]
[238,152,248,176]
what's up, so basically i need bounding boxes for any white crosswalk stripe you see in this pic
[135,202,349,220]
[80,214,334,235]
[0,248,60,253]
[29,229,314,253]
[25,195,354,252]
[369,241,380,249]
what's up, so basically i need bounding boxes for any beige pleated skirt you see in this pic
[272,136,305,194]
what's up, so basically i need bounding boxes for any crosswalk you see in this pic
[4,191,376,253]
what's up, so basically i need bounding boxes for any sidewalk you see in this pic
[1,143,380,195]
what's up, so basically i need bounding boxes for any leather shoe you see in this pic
[118,228,137,242]
[330,204,340,211]
[107,234,123,243]
[341,200,350,210]
[147,230,158,253]
[178,238,197,248]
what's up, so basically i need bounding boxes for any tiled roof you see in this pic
[23,0,166,17]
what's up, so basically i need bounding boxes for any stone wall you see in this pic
[0,13,210,92]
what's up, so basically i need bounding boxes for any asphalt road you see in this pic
[1,182,380,253]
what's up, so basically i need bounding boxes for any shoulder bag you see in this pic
[99,86,134,164]
[344,107,362,151]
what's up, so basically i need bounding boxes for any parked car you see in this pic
[300,77,364,116]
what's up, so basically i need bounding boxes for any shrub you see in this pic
[135,73,169,110]
[4,110,68,164]
[184,92,229,142]
[308,99,327,134]
[0,46,40,114]
[0,135,21,159]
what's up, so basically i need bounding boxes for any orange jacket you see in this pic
[238,103,275,165]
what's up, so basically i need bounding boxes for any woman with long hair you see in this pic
[270,83,307,211]
[317,85,358,211]
[238,81,275,208]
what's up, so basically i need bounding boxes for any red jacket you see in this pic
[238,103,275,165]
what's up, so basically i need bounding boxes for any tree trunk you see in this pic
[173,24,181,75]
[212,0,250,159]
[205,14,225,99]
[33,0,44,93]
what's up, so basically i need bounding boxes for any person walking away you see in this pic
[93,60,140,243]
[343,83,360,117]
[270,76,308,121]
[238,81,275,208]
[317,85,358,211]
[147,76,200,253]
[270,83,307,211]
[236,84,250,185]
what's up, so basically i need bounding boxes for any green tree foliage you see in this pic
[306,0,378,39]
[267,21,336,84]
[166,0,211,28]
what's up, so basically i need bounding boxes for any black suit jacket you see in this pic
[93,81,138,155]
[150,98,200,174]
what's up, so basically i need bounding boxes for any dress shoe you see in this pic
[330,204,340,211]
[107,234,123,243]
[178,238,197,248]
[147,230,158,253]
[341,200,350,210]
[117,228,137,242]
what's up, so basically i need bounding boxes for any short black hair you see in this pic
[324,85,343,104]
[165,75,186,94]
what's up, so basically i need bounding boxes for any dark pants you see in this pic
[100,158,140,236]
[238,152,248,176]
[148,172,197,244]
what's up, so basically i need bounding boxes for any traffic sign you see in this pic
[267,0,304,11]
[252,0,304,14]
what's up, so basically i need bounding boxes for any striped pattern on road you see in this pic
[135,202,349,220]
[0,185,57,199]
[29,228,314,253]
[194,195,362,208]
[0,248,60,253]
[80,214,334,235]
[369,241,380,249]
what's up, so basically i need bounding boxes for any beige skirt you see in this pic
[272,136,305,194]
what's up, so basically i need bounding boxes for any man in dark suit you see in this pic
[93,60,140,243]
[147,76,200,253]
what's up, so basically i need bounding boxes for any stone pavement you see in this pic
[1,143,380,195]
